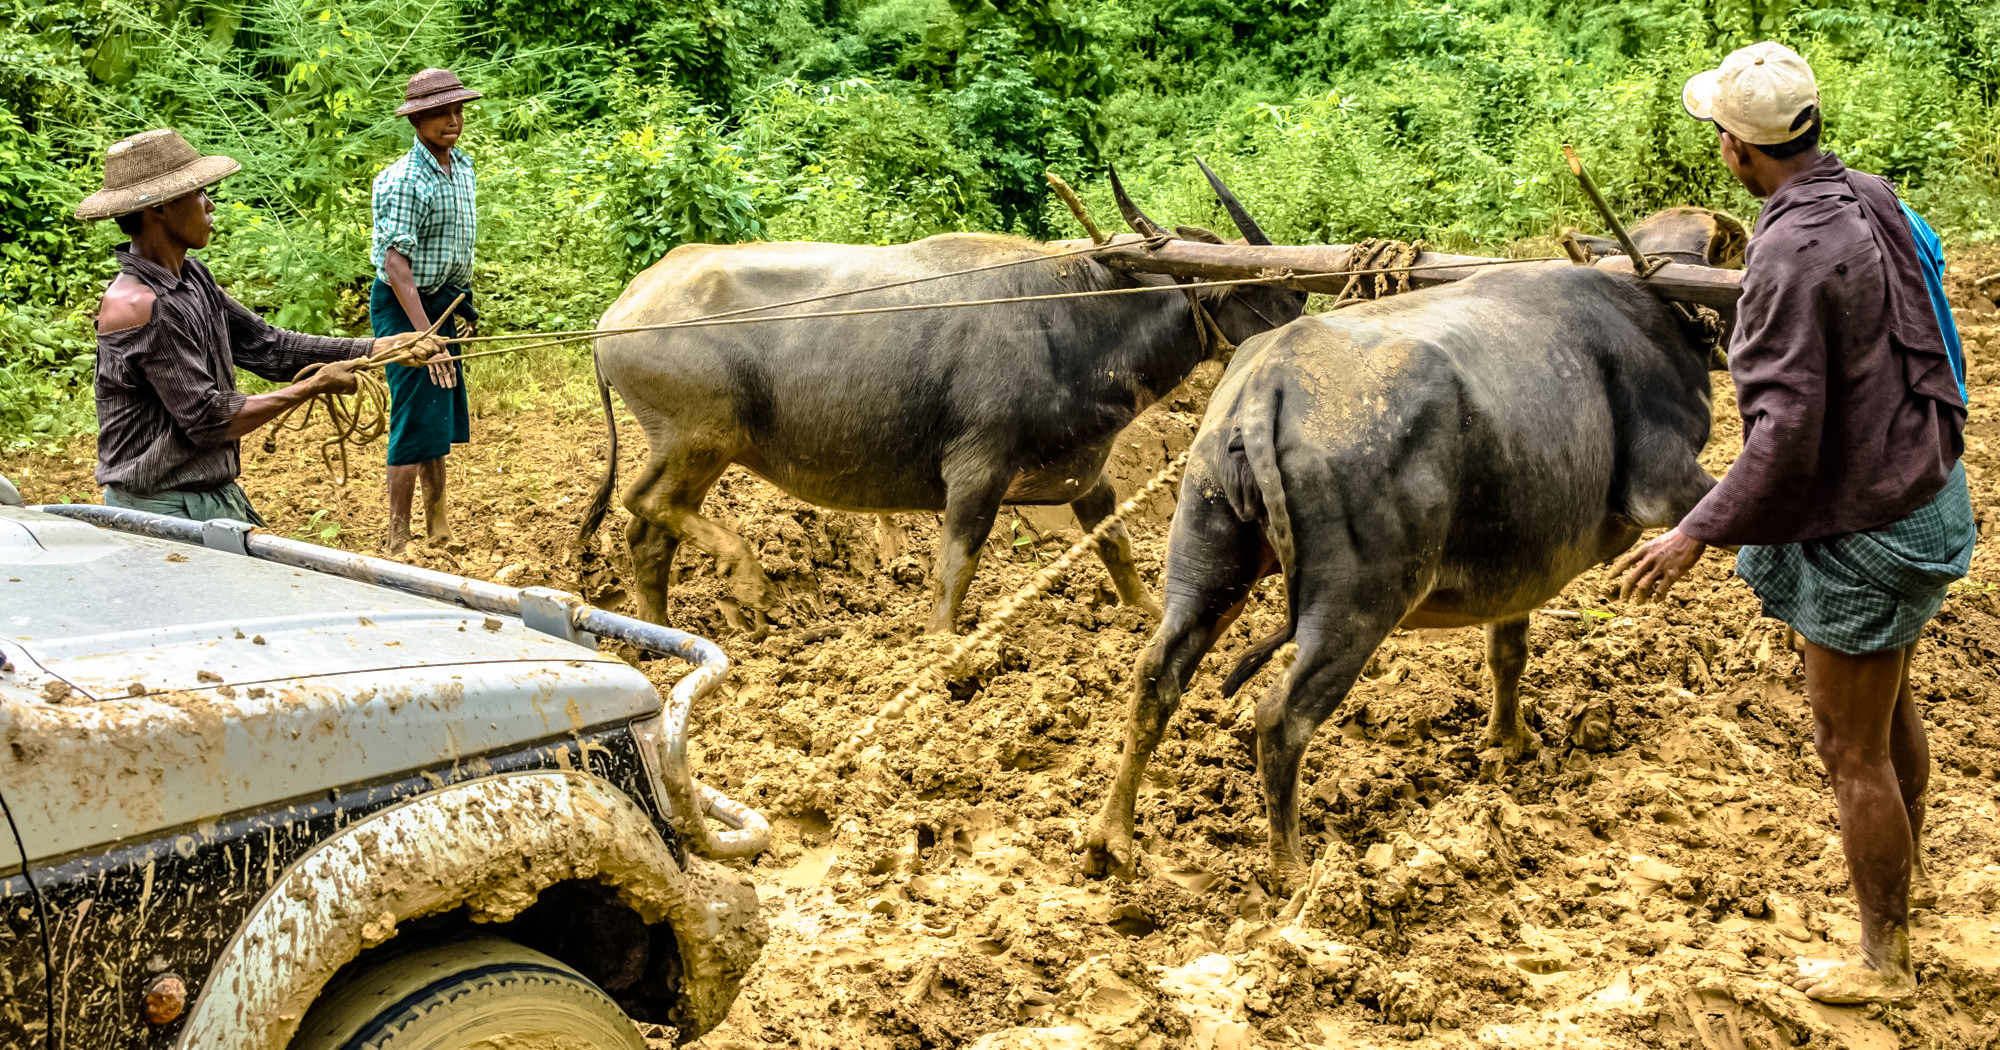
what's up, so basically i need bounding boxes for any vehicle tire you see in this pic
[289,935,647,1050]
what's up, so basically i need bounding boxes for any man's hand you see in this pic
[374,331,445,362]
[374,333,457,389]
[1608,527,1709,604]
[309,357,368,397]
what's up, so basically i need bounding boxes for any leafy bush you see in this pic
[0,302,94,449]
[593,81,766,277]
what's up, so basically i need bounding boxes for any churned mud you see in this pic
[10,257,2000,1049]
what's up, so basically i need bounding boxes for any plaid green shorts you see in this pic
[1736,462,1974,655]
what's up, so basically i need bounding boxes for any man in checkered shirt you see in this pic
[371,68,481,556]
[1617,44,1972,1005]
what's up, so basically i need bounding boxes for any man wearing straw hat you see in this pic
[372,67,482,556]
[79,128,444,525]
[1615,42,1972,1004]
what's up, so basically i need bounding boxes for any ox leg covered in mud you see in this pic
[1068,470,1163,618]
[1082,455,1270,876]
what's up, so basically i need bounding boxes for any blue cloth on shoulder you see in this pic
[1900,203,1967,401]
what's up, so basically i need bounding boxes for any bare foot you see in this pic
[424,498,452,547]
[1791,957,1916,1004]
[386,519,411,557]
[1910,857,1939,911]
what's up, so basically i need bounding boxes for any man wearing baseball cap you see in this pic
[78,129,444,525]
[1615,42,1972,1004]
[371,68,482,555]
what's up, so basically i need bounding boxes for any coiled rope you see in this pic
[262,293,463,483]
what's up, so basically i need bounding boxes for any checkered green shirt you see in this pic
[371,138,476,292]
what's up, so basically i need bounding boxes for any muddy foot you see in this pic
[1266,856,1309,900]
[1477,725,1541,780]
[385,520,412,557]
[424,510,453,548]
[1791,957,1916,1004]
[1478,721,1539,760]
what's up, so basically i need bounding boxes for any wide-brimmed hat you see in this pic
[74,128,240,222]
[1683,41,1820,146]
[396,68,482,117]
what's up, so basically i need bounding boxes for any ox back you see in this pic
[1084,261,1717,889]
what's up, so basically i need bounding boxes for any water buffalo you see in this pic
[1081,213,1736,890]
[580,167,1305,633]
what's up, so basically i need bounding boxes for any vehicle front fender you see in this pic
[177,770,764,1050]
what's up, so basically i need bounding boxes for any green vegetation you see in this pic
[5,0,1999,444]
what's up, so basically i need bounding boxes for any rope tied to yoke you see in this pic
[1331,238,1428,307]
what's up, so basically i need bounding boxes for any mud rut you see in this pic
[11,258,2000,1050]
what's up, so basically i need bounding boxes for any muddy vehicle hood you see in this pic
[0,505,660,861]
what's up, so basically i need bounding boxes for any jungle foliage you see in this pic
[4,0,2000,442]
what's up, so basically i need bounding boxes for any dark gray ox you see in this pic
[1081,213,1738,890]
[581,169,1304,633]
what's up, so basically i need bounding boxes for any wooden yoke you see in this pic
[1068,234,1745,311]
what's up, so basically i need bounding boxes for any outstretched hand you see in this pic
[374,332,456,388]
[1608,527,1708,604]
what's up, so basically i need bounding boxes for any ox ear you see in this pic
[1109,165,1172,239]
[1175,224,1225,244]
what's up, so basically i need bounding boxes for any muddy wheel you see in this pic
[290,935,646,1050]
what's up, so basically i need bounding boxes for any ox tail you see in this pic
[577,343,620,568]
[1218,389,1299,697]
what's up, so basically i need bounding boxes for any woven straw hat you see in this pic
[75,129,240,221]
[396,68,482,117]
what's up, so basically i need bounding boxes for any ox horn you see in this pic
[1195,156,1273,246]
[1108,165,1172,240]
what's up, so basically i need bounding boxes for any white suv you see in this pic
[0,491,767,1049]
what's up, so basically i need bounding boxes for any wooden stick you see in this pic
[1045,172,1108,246]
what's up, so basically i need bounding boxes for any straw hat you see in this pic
[396,68,482,117]
[74,129,240,222]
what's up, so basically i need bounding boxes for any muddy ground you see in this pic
[10,256,2000,1049]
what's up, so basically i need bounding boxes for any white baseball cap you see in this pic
[1683,42,1821,146]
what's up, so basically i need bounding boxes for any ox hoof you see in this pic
[1266,857,1309,900]
[1478,723,1539,761]
[1079,823,1139,881]
[1566,699,1615,752]
[1477,727,1541,781]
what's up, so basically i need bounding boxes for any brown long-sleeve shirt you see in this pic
[94,245,370,496]
[1678,152,1966,547]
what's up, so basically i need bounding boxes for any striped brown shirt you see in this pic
[95,245,370,496]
